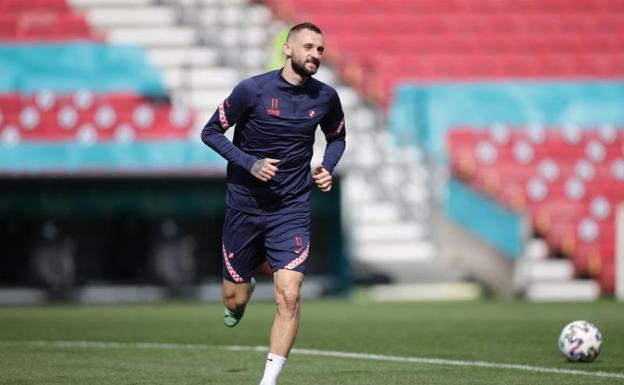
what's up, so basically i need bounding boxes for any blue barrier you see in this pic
[0,141,225,174]
[389,81,624,159]
[0,42,165,94]
[445,178,528,259]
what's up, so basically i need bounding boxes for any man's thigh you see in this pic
[221,208,265,283]
[264,211,311,274]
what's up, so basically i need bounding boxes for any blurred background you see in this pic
[1,0,623,305]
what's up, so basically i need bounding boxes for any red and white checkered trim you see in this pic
[284,243,309,270]
[222,243,243,282]
[325,118,344,139]
[218,102,230,131]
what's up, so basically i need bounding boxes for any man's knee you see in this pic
[274,269,303,315]
[224,291,247,310]
[223,280,250,310]
[275,286,300,317]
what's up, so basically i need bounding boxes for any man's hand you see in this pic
[251,158,280,182]
[313,165,332,192]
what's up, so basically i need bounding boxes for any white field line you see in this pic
[1,340,623,380]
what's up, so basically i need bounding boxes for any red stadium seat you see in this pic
[0,0,68,13]
[0,92,195,142]
[445,124,624,294]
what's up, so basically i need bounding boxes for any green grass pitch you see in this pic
[0,299,623,384]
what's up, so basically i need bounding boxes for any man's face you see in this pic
[286,29,324,77]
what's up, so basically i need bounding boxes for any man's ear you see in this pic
[283,42,291,58]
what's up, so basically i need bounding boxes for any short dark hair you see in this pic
[286,22,322,41]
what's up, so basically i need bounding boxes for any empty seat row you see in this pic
[0,13,96,41]
[268,0,624,107]
[275,0,624,15]
[0,92,194,142]
[448,126,624,184]
[0,91,151,113]
[361,53,624,103]
[329,33,624,56]
[0,0,68,13]
[317,14,624,35]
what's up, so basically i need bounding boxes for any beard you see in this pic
[290,55,320,78]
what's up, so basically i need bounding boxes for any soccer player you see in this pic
[200,22,346,385]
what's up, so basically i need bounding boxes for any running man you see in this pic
[200,22,346,385]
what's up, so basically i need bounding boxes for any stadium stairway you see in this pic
[68,0,240,128]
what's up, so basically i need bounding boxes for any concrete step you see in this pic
[369,282,481,301]
[75,285,167,304]
[356,253,465,284]
[146,47,219,68]
[85,6,177,27]
[513,258,576,292]
[357,202,401,223]
[198,4,272,27]
[69,0,152,7]
[355,241,436,263]
[185,89,231,111]
[353,222,427,242]
[520,259,574,281]
[107,27,197,47]
[0,288,48,304]
[163,67,238,90]
[190,0,249,5]
[525,280,601,302]
[335,86,360,110]
[342,175,378,205]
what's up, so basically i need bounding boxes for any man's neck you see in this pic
[281,62,309,86]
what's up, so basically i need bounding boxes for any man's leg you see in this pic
[223,277,256,327]
[221,208,263,327]
[269,269,304,355]
[259,269,303,385]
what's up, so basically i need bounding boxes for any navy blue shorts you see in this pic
[221,208,310,283]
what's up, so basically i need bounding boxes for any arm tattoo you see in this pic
[251,159,264,175]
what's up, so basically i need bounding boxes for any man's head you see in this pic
[284,22,324,78]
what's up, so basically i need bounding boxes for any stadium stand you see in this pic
[0,0,360,299]
[0,0,217,174]
[268,0,624,107]
[0,0,98,41]
[68,0,253,122]
[7,0,620,300]
[447,125,622,293]
[266,0,624,298]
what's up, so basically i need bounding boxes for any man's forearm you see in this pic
[201,128,257,171]
[321,138,346,173]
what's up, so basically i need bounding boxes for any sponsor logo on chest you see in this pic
[267,97,280,116]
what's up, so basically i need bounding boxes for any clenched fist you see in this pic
[313,165,332,192]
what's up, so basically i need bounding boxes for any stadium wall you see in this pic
[445,178,528,259]
[0,177,348,295]
[389,81,624,158]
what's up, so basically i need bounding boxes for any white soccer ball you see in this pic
[558,320,603,362]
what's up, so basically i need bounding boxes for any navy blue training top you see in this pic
[201,69,346,215]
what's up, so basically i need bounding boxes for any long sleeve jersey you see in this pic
[201,69,346,215]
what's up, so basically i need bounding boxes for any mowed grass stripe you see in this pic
[2,340,623,380]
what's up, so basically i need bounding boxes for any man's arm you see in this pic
[200,80,259,172]
[314,90,346,191]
